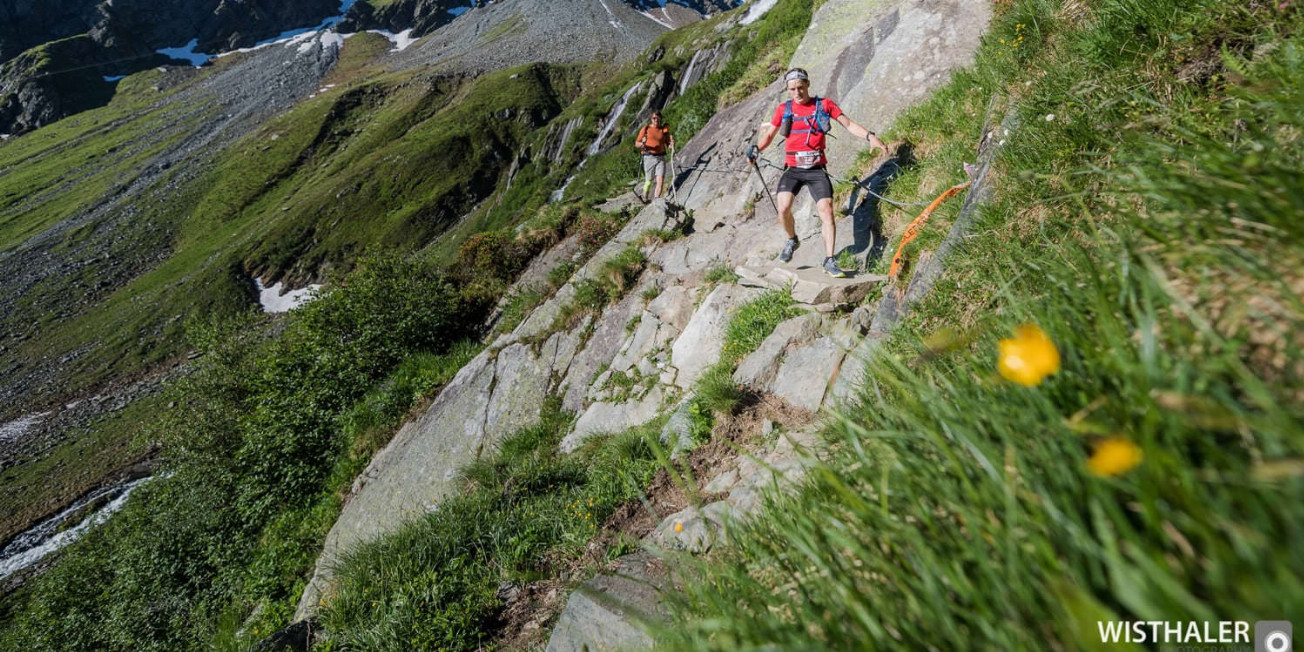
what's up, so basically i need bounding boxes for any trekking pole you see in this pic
[750,157,779,217]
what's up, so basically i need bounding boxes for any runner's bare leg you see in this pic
[776,191,797,239]
[817,198,836,258]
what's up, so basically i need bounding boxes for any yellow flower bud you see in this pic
[1088,438,1144,476]
[998,324,1061,386]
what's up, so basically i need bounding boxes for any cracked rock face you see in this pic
[790,0,993,175]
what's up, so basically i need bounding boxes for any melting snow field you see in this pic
[0,476,153,581]
[0,412,49,446]
[368,29,420,52]
[157,39,210,67]
[256,278,323,313]
[160,0,361,66]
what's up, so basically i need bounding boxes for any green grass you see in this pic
[493,288,547,336]
[703,264,740,286]
[0,68,209,250]
[720,290,804,367]
[0,394,162,545]
[663,0,1304,647]
[688,290,804,436]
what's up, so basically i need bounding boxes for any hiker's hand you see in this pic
[867,132,887,153]
[747,144,759,161]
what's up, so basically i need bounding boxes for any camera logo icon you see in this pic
[1257,621,1293,652]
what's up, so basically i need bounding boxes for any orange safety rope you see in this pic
[887,181,972,281]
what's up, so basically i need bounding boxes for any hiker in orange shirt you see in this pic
[635,110,674,200]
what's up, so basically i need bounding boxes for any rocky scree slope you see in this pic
[0,0,339,65]
[0,0,341,134]
[295,0,991,624]
[339,0,736,37]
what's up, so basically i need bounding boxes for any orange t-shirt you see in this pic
[638,124,671,155]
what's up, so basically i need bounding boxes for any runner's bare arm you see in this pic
[756,123,779,151]
[836,115,887,153]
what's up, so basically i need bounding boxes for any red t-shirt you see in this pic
[770,97,843,167]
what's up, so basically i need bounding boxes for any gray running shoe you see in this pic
[778,237,800,263]
[823,257,847,278]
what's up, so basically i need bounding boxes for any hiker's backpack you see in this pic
[778,97,832,138]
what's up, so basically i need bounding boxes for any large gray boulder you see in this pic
[791,0,993,176]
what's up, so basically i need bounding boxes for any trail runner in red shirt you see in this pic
[748,68,886,277]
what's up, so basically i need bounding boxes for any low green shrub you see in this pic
[0,257,481,651]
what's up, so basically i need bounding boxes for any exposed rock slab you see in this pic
[545,552,669,652]
[484,343,552,437]
[296,350,496,618]
[562,386,665,453]
[791,0,992,176]
[561,289,647,413]
[770,336,847,411]
[734,313,823,390]
[764,266,887,305]
[670,284,764,388]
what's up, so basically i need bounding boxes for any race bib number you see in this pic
[794,150,820,168]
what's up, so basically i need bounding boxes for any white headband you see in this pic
[784,70,809,83]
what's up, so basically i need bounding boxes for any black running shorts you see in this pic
[776,165,833,202]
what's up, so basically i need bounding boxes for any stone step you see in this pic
[735,264,886,305]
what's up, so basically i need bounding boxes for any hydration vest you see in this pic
[778,97,833,139]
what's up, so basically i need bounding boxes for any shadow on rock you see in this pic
[839,141,915,267]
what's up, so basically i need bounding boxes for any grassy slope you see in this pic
[10,52,581,401]
[664,0,1304,648]
[0,33,582,559]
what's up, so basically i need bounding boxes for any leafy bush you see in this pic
[236,256,470,523]
[457,231,525,281]
[574,210,624,252]
[0,257,480,651]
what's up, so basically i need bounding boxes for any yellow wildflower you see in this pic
[674,521,684,533]
[998,324,1060,386]
[1087,438,1144,477]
